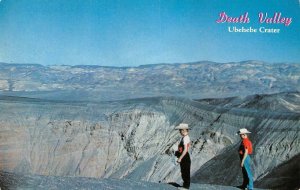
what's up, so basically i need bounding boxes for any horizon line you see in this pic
[0,60,299,68]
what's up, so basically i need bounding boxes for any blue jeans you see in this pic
[241,155,253,190]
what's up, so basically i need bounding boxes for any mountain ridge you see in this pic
[1,61,299,101]
[0,92,299,189]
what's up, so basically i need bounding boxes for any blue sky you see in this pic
[0,0,299,66]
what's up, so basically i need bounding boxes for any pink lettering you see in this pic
[259,12,292,26]
[216,12,228,23]
[216,12,250,24]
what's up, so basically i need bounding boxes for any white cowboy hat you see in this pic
[175,123,189,130]
[237,128,251,135]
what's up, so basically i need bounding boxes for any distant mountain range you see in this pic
[0,61,299,101]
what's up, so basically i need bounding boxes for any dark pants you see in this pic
[180,153,191,189]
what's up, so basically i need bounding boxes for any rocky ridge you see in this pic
[0,92,299,189]
[0,61,299,101]
[1,171,265,190]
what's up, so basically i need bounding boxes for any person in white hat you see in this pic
[237,128,253,190]
[174,123,191,190]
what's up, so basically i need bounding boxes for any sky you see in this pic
[0,0,299,66]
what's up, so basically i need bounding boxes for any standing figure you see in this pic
[175,123,191,190]
[237,128,254,190]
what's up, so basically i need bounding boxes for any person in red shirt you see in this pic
[237,128,253,190]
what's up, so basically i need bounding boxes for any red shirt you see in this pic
[239,137,253,155]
